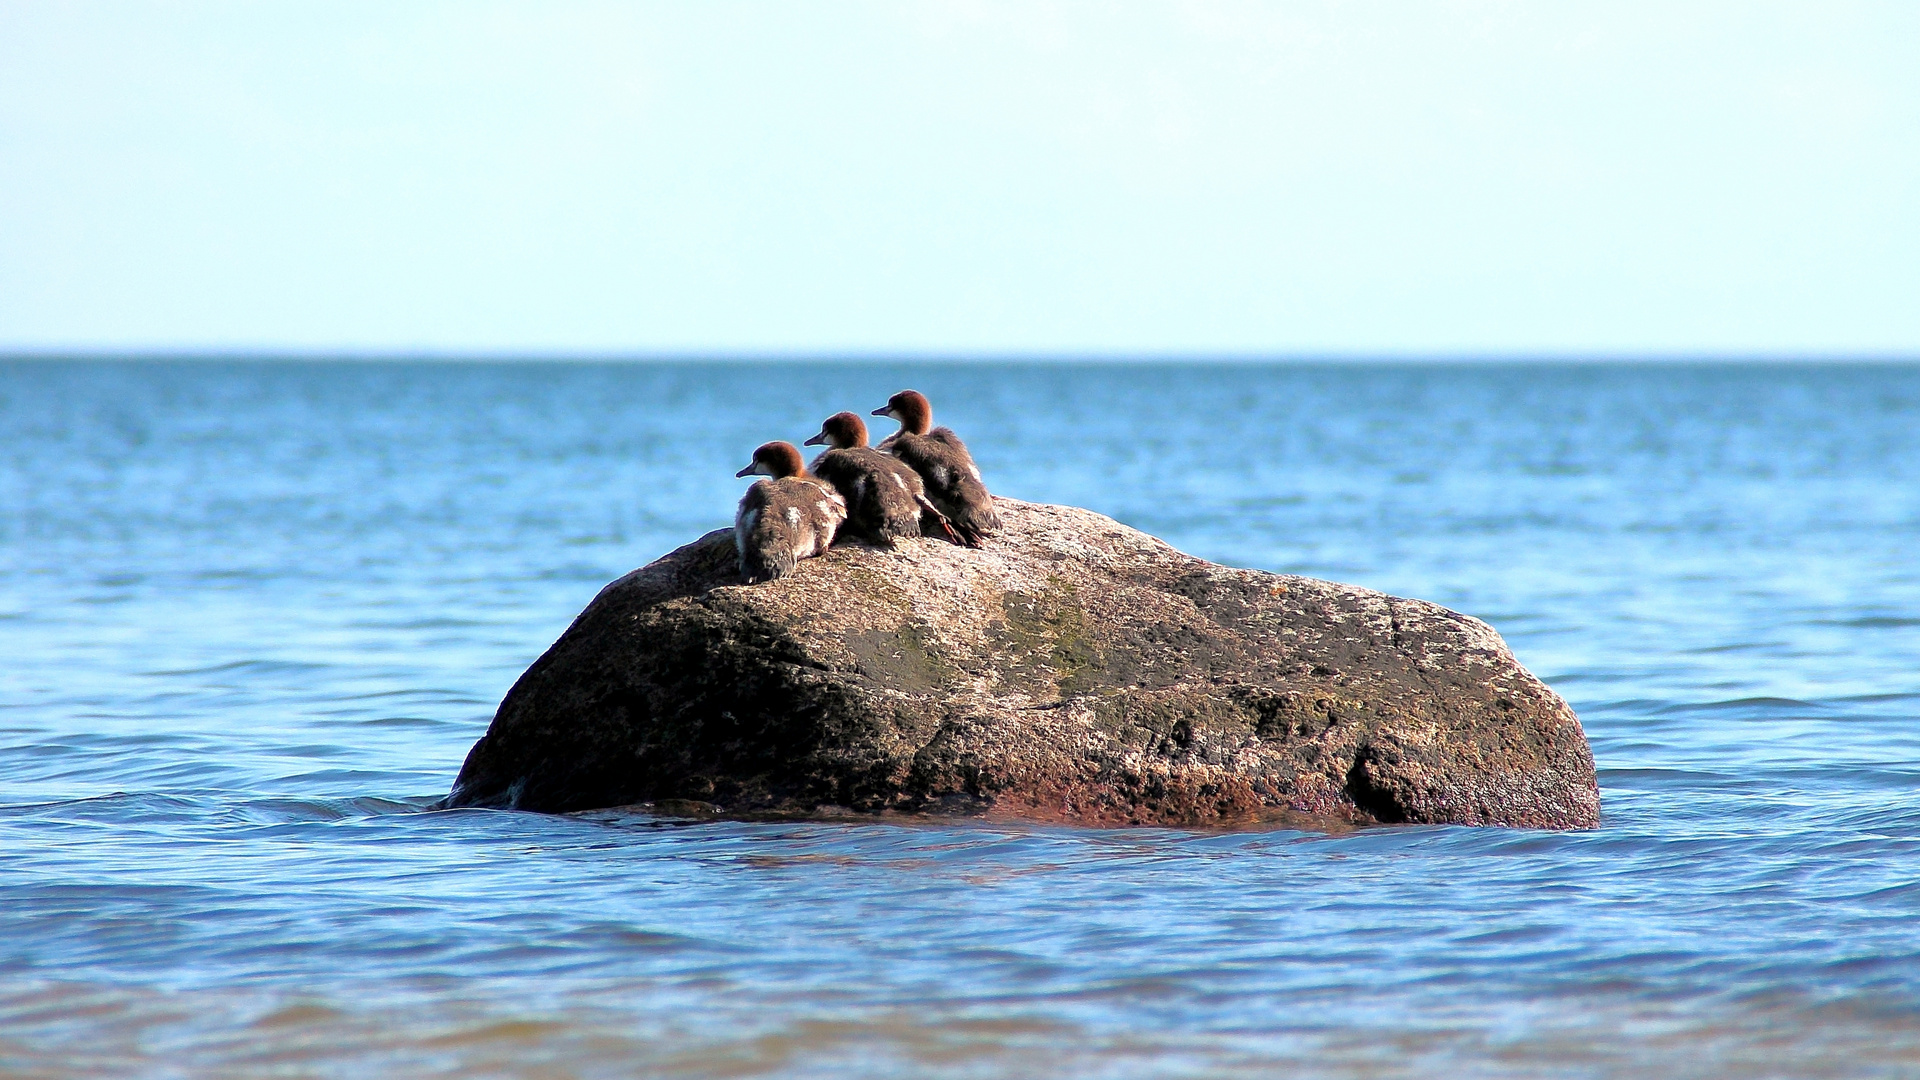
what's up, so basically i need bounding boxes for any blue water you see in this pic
[3,359,1918,1078]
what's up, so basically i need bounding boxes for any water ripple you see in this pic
[3,359,1920,1076]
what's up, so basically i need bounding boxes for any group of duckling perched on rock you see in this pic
[732,390,1000,583]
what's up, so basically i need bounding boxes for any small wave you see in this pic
[352,715,464,729]
[1577,697,1677,714]
[230,795,428,823]
[269,768,419,788]
[535,563,624,582]
[190,568,285,583]
[1681,641,1786,655]
[1652,697,1831,716]
[0,791,209,820]
[325,687,491,704]
[141,659,332,678]
[1844,881,1920,904]
[1832,690,1920,705]
[344,616,495,631]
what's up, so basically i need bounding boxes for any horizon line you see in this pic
[5,347,1920,366]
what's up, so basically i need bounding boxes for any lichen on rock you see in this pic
[441,499,1600,829]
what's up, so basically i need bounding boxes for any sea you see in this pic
[2,358,1917,1079]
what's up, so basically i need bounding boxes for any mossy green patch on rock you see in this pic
[842,622,957,693]
[993,584,1101,696]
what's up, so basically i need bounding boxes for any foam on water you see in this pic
[2,359,1917,1078]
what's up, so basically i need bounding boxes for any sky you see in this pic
[1,1,1916,357]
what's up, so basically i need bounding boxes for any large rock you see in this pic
[443,500,1599,829]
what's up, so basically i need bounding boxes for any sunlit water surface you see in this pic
[2,359,1917,1078]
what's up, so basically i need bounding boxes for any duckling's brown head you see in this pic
[736,441,806,479]
[873,390,932,435]
[803,412,870,450]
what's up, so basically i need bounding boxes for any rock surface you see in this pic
[443,500,1600,829]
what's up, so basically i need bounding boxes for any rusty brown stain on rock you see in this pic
[442,499,1600,829]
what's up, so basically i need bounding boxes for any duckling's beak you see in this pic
[870,406,889,417]
[735,464,756,478]
[803,432,826,446]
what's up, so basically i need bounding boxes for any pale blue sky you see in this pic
[2,1,1915,356]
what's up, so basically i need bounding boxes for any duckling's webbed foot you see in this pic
[914,495,963,546]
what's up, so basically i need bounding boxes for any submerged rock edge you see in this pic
[443,499,1600,830]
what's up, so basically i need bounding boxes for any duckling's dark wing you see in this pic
[888,431,999,546]
[923,427,977,468]
[811,449,922,544]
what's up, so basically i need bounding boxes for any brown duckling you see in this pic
[803,411,954,545]
[872,390,999,547]
[733,441,847,583]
